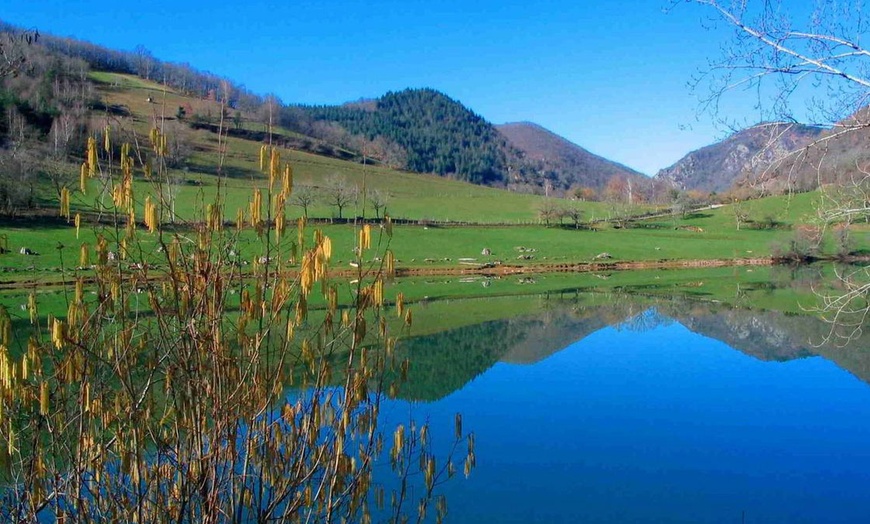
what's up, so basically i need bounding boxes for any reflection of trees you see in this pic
[615,308,673,333]
[395,320,515,401]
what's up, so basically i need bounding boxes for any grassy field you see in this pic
[2,188,867,279]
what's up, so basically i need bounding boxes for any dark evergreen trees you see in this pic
[301,89,510,185]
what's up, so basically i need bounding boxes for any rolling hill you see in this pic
[497,121,647,192]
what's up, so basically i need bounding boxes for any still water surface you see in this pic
[384,303,870,523]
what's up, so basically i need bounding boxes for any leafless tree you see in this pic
[537,199,559,226]
[561,204,584,229]
[0,28,37,78]
[681,0,869,339]
[368,188,390,219]
[291,184,318,219]
[324,174,358,220]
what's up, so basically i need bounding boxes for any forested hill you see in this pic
[299,89,512,185]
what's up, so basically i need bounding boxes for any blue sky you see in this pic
[3,0,772,174]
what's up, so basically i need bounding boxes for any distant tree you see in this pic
[572,186,598,202]
[133,44,156,80]
[290,185,317,219]
[176,105,186,120]
[163,121,193,169]
[233,110,242,130]
[324,175,358,220]
[730,198,749,231]
[537,199,559,226]
[259,94,281,136]
[671,190,691,220]
[604,176,634,228]
[0,28,38,78]
[562,205,584,229]
[368,188,390,219]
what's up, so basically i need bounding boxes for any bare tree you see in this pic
[324,174,358,220]
[291,184,318,219]
[561,204,584,229]
[682,0,870,337]
[537,199,559,226]
[368,188,390,219]
[0,28,37,78]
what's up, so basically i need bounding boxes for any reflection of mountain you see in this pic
[662,302,870,381]
[397,294,870,401]
[394,320,513,402]
[396,299,643,401]
[499,308,626,365]
[661,304,815,361]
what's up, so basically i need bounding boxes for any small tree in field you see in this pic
[368,188,390,219]
[290,184,317,219]
[324,174,358,220]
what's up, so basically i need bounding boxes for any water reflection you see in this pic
[389,291,870,522]
[395,291,870,402]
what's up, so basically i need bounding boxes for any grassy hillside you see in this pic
[87,72,605,223]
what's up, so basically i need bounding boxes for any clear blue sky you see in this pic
[3,0,770,174]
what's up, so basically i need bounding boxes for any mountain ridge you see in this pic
[496,121,648,192]
[654,123,824,193]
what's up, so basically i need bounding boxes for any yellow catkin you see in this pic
[282,164,293,199]
[104,125,110,153]
[80,163,87,193]
[59,188,70,219]
[236,208,244,232]
[395,292,404,317]
[259,145,268,173]
[275,210,285,242]
[269,148,280,190]
[112,184,123,209]
[39,382,49,416]
[144,196,158,234]
[74,213,81,238]
[385,250,395,276]
[79,243,90,267]
[0,307,9,346]
[365,224,372,249]
[27,293,37,324]
[321,236,332,261]
[373,279,384,307]
[87,137,97,177]
[250,189,262,227]
[51,319,64,349]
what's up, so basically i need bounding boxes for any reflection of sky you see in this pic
[381,321,870,523]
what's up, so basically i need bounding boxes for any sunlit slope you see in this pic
[90,72,583,223]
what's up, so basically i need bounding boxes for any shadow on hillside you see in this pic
[0,214,72,230]
[185,161,257,180]
[90,101,131,117]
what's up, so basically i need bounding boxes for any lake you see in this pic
[2,265,868,522]
[381,286,870,523]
